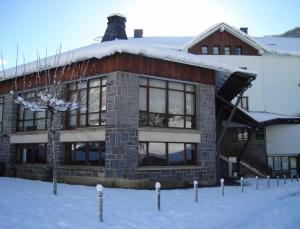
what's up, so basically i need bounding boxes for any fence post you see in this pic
[155,182,161,211]
[291,173,293,183]
[267,175,270,188]
[220,178,224,197]
[194,180,198,202]
[283,174,286,184]
[255,176,258,190]
[276,176,279,186]
[96,184,103,222]
[240,177,244,193]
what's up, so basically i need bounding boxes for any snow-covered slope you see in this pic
[0,177,299,229]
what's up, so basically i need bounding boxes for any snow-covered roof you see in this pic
[243,111,300,124]
[0,39,254,81]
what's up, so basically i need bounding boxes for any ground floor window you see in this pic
[65,142,105,165]
[138,142,197,166]
[268,156,298,172]
[16,144,47,164]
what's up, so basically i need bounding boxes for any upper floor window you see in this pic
[66,77,106,129]
[201,46,208,54]
[139,78,196,129]
[212,46,220,55]
[16,143,47,164]
[0,97,3,133]
[240,96,249,111]
[235,46,242,55]
[236,128,249,141]
[224,46,231,55]
[17,92,47,132]
[65,142,105,166]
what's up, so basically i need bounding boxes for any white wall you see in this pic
[266,124,300,155]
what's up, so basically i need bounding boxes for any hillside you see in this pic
[277,26,300,38]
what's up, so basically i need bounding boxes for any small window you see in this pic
[235,46,242,55]
[212,46,220,55]
[282,157,289,170]
[268,157,273,169]
[224,46,231,55]
[201,46,208,54]
[240,96,249,111]
[237,128,248,141]
[274,157,281,171]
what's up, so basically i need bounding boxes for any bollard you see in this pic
[220,178,224,197]
[255,176,258,190]
[276,176,279,186]
[194,180,198,202]
[240,177,244,193]
[155,182,161,211]
[283,174,286,184]
[267,175,270,188]
[297,174,299,182]
[96,184,103,222]
[291,173,293,183]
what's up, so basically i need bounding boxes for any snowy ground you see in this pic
[0,177,300,229]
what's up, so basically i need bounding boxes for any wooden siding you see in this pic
[0,53,214,94]
[188,30,259,56]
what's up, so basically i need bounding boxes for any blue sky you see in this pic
[1,0,300,68]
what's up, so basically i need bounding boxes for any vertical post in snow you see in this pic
[283,174,287,184]
[291,173,293,183]
[267,175,270,188]
[220,178,224,197]
[297,174,299,182]
[96,184,103,222]
[194,180,198,202]
[276,176,279,186]
[240,177,244,193]
[155,182,161,211]
[255,176,258,190]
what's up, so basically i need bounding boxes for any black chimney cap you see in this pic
[102,13,128,42]
[240,27,248,34]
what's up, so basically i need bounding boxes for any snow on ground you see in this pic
[0,177,300,229]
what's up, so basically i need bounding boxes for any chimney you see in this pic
[240,27,248,34]
[101,13,127,42]
[134,29,143,38]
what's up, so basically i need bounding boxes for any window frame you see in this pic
[224,46,231,55]
[235,46,242,55]
[139,78,196,129]
[268,156,298,171]
[15,143,47,164]
[0,97,4,133]
[212,45,220,55]
[201,46,208,54]
[240,96,249,111]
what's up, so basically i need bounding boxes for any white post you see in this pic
[267,175,270,188]
[96,184,103,222]
[240,177,244,193]
[220,178,224,197]
[194,180,198,202]
[276,176,279,186]
[283,174,286,184]
[255,176,258,190]
[155,182,161,211]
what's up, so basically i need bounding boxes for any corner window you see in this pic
[139,78,196,129]
[65,142,105,165]
[212,46,220,55]
[138,142,197,166]
[16,144,47,164]
[235,46,242,55]
[224,46,231,55]
[201,46,208,54]
[66,77,106,129]
[0,97,3,133]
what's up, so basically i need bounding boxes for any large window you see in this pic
[139,78,196,129]
[66,77,106,129]
[268,156,298,171]
[65,142,105,165]
[17,92,47,132]
[138,142,197,166]
[0,97,3,133]
[16,144,47,164]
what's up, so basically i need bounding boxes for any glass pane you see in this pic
[24,120,34,131]
[75,143,86,162]
[268,157,273,169]
[185,84,195,92]
[24,109,34,120]
[18,121,23,131]
[148,143,166,165]
[138,143,148,165]
[70,92,77,103]
[68,115,77,127]
[148,113,166,127]
[89,78,101,87]
[80,114,86,127]
[35,144,46,163]
[213,46,219,55]
[100,112,106,125]
[274,157,281,170]
[36,111,46,119]
[169,91,184,115]
[282,157,289,170]
[186,144,196,165]
[101,87,106,111]
[224,47,231,55]
[18,106,24,119]
[168,143,185,165]
[139,87,147,111]
[186,93,195,115]
[139,77,148,86]
[168,115,184,128]
[100,144,105,162]
[68,83,76,90]
[102,78,107,86]
[88,88,100,112]
[78,81,87,89]
[202,46,208,54]
[185,116,194,129]
[79,90,87,113]
[169,82,184,90]
[88,113,99,126]
[88,142,100,163]
[290,157,297,169]
[149,79,166,88]
[36,119,46,130]
[149,88,165,113]
[139,112,148,126]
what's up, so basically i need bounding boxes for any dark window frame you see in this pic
[15,143,47,164]
[139,78,196,129]
[138,142,197,166]
[65,141,105,166]
[0,97,4,133]
[66,77,106,129]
